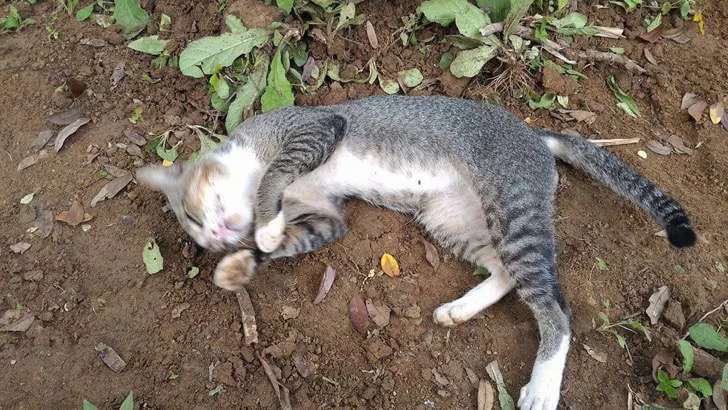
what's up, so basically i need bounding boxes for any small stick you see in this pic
[589,137,641,147]
[258,353,292,410]
[568,50,646,73]
[478,379,495,410]
[235,288,258,345]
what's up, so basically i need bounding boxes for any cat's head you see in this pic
[136,147,264,251]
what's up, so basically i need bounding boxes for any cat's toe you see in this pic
[432,300,478,327]
[518,378,559,410]
[255,212,286,253]
[213,250,257,290]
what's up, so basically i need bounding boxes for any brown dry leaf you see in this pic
[714,379,727,410]
[646,285,670,325]
[95,342,127,373]
[681,93,699,110]
[643,48,658,65]
[33,207,54,239]
[30,130,54,152]
[301,57,318,84]
[90,173,133,207]
[0,309,35,332]
[235,288,258,345]
[662,27,690,44]
[313,265,336,305]
[568,110,597,123]
[258,353,292,410]
[687,100,708,122]
[420,238,440,271]
[103,164,130,178]
[710,102,725,124]
[56,200,93,227]
[348,293,369,334]
[646,140,672,156]
[380,253,400,277]
[10,242,31,254]
[652,349,678,381]
[365,21,379,49]
[48,107,83,125]
[365,298,391,328]
[17,154,39,171]
[54,117,91,152]
[111,62,125,89]
[583,344,607,363]
[477,379,494,410]
[465,367,479,385]
[80,37,107,47]
[666,135,693,155]
[171,303,190,319]
[638,27,663,43]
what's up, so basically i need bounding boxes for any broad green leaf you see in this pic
[398,68,423,88]
[503,0,533,38]
[336,2,356,31]
[143,239,163,274]
[82,400,97,410]
[379,77,400,94]
[679,340,694,374]
[119,391,134,410]
[113,0,150,39]
[159,13,171,31]
[557,95,569,108]
[128,35,169,55]
[20,193,34,204]
[225,15,246,34]
[215,75,230,100]
[276,0,294,14]
[722,363,728,390]
[449,44,498,78]
[552,12,588,28]
[419,0,490,39]
[607,76,640,117]
[439,52,453,69]
[608,47,625,54]
[225,53,269,133]
[154,139,179,162]
[477,0,510,22]
[211,93,229,112]
[75,4,94,22]
[624,319,652,342]
[688,323,728,352]
[595,257,608,270]
[179,29,269,78]
[528,93,555,110]
[679,0,691,19]
[189,126,225,161]
[686,378,712,398]
[260,48,294,112]
[646,14,662,32]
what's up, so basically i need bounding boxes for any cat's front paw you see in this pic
[213,250,257,291]
[255,211,286,253]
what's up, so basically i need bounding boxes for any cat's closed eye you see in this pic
[183,203,203,227]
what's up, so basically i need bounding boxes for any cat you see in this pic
[136,95,695,410]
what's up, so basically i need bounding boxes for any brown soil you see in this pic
[1,1,727,409]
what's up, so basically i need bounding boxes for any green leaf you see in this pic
[20,193,34,205]
[449,44,498,78]
[179,29,269,78]
[419,0,491,39]
[679,0,691,19]
[159,13,171,31]
[113,0,150,39]
[608,47,625,54]
[225,53,269,133]
[607,76,640,118]
[722,363,728,390]
[128,35,169,55]
[336,2,356,31]
[624,319,652,342]
[398,68,423,88]
[503,0,533,38]
[378,77,400,94]
[215,76,230,99]
[208,384,224,397]
[528,93,555,110]
[276,0,294,14]
[260,48,294,112]
[224,15,246,34]
[646,13,662,32]
[679,340,694,374]
[187,266,200,279]
[129,104,144,124]
[551,12,588,29]
[595,257,608,270]
[556,95,569,108]
[688,323,728,352]
[716,260,726,273]
[119,391,134,410]
[75,4,94,22]
[143,239,163,274]
[153,135,179,162]
[211,93,229,112]
[686,378,712,398]
[473,265,491,278]
[82,400,98,410]
[439,52,453,69]
[477,0,510,22]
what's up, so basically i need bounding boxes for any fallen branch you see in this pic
[568,50,646,74]
[235,288,258,345]
[589,137,641,147]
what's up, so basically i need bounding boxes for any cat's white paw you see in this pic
[517,378,559,410]
[255,212,285,253]
[432,299,479,327]
[213,250,257,291]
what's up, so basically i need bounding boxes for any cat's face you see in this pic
[136,147,264,251]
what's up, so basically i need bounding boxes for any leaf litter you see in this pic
[56,199,93,227]
[47,107,83,125]
[486,360,515,410]
[313,265,336,305]
[90,173,133,207]
[365,298,391,328]
[380,253,400,277]
[54,117,91,152]
[646,285,670,325]
[142,238,163,274]
[420,238,440,270]
[348,293,369,333]
[10,242,31,254]
[236,288,258,345]
[257,353,292,410]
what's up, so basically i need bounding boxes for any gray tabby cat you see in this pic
[137,95,695,410]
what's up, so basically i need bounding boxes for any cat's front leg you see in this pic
[213,249,259,291]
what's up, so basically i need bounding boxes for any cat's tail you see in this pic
[537,129,696,248]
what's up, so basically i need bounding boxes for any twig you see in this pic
[257,353,292,410]
[235,288,258,346]
[589,137,641,147]
[567,50,646,74]
[681,298,728,338]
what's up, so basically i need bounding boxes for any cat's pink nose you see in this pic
[210,225,229,239]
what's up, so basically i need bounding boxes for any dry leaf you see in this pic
[646,140,672,156]
[662,27,690,44]
[235,288,258,345]
[91,173,133,207]
[48,107,83,125]
[687,100,707,122]
[33,207,54,239]
[380,253,400,277]
[643,48,658,65]
[709,102,724,125]
[465,367,479,385]
[103,164,130,178]
[365,298,391,328]
[54,117,91,152]
[666,135,693,155]
[646,285,670,325]
[313,265,336,305]
[10,242,31,254]
[477,379,495,410]
[348,293,369,334]
[30,130,54,152]
[17,154,39,171]
[714,379,727,410]
[80,37,107,47]
[420,238,440,270]
[95,342,127,373]
[652,349,679,381]
[583,344,607,363]
[111,62,125,89]
[171,303,190,319]
[0,309,35,332]
[258,353,292,410]
[365,21,379,49]
[681,93,699,110]
[56,200,92,227]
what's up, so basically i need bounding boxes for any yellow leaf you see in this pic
[709,102,724,124]
[380,253,400,277]
[162,159,174,167]
[692,12,704,35]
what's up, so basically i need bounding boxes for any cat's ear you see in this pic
[135,163,184,193]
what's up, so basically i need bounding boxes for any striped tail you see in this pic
[537,129,696,248]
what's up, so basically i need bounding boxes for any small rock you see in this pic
[10,242,31,254]
[366,338,393,362]
[362,386,377,400]
[171,303,190,319]
[125,128,147,146]
[22,270,43,282]
[403,304,421,319]
[95,343,127,373]
[663,299,686,330]
[126,144,143,157]
[281,306,300,320]
[0,309,35,332]
[182,241,198,259]
[431,369,449,386]
[38,312,53,322]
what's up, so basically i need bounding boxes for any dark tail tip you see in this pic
[666,216,696,248]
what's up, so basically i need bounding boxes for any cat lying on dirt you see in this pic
[137,95,695,410]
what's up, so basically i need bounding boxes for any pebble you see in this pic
[663,299,686,330]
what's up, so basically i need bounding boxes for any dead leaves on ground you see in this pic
[645,135,694,156]
[56,199,93,227]
[682,92,726,129]
[380,253,400,277]
[313,265,336,305]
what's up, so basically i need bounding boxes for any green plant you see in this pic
[83,391,134,410]
[1,5,35,33]
[597,312,651,355]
